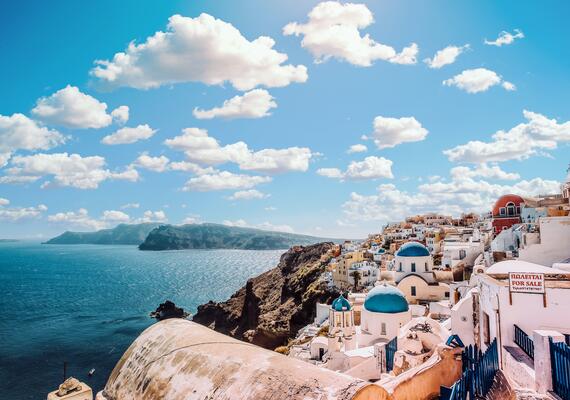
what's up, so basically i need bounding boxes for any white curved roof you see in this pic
[486,260,570,275]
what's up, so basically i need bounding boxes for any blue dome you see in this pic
[364,284,409,314]
[332,294,351,311]
[396,242,430,257]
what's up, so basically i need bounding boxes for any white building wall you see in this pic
[518,217,570,266]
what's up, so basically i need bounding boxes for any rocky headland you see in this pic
[193,242,340,350]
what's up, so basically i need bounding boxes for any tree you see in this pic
[350,270,361,290]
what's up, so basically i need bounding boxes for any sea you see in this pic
[0,241,283,400]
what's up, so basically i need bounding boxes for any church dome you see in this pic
[364,283,409,314]
[332,294,351,311]
[396,242,430,257]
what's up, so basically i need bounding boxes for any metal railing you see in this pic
[386,336,397,372]
[550,338,570,400]
[514,324,534,359]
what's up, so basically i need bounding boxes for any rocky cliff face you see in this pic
[193,242,339,350]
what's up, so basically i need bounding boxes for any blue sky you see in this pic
[1,0,569,239]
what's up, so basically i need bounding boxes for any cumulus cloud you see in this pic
[450,164,520,181]
[136,210,167,223]
[48,208,107,230]
[183,171,271,191]
[111,106,129,125]
[164,128,313,173]
[90,14,307,91]
[443,110,570,163]
[31,85,125,129]
[193,89,277,120]
[228,189,269,200]
[120,203,140,209]
[283,1,418,66]
[317,156,393,181]
[101,124,156,145]
[101,210,130,223]
[0,113,64,166]
[424,44,468,69]
[342,173,561,224]
[347,144,367,154]
[131,153,170,172]
[3,153,138,189]
[222,219,294,233]
[443,68,514,94]
[485,29,524,47]
[0,200,47,222]
[369,116,428,149]
[168,161,217,175]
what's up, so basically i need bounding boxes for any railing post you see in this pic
[532,330,565,394]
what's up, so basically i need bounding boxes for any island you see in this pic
[44,223,161,245]
[138,223,329,251]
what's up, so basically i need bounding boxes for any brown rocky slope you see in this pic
[193,242,340,350]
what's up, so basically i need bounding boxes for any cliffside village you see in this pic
[281,169,570,399]
[50,170,570,400]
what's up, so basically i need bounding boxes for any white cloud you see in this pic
[0,201,47,222]
[183,170,271,191]
[193,89,277,120]
[0,113,64,165]
[369,116,428,149]
[101,124,156,145]
[450,164,520,181]
[101,210,130,222]
[342,173,561,224]
[111,106,130,125]
[181,215,201,224]
[222,219,294,233]
[121,203,140,209]
[131,152,170,172]
[316,167,344,179]
[318,156,393,181]
[265,206,277,211]
[485,29,524,47]
[91,14,307,91]
[48,208,107,230]
[444,110,570,163]
[164,128,313,173]
[136,210,167,223]
[3,153,138,189]
[347,144,367,154]
[31,85,124,129]
[283,1,417,66]
[228,189,269,200]
[443,68,514,94]
[169,161,217,175]
[424,44,468,69]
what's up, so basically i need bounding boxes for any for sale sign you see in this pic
[508,272,545,294]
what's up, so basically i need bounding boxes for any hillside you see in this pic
[45,223,161,245]
[138,223,328,251]
[193,242,339,349]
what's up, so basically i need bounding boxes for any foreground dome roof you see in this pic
[396,242,430,257]
[364,283,409,314]
[97,319,380,400]
[332,294,351,311]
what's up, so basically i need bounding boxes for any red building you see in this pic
[491,194,524,233]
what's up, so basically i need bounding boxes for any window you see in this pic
[444,291,450,298]
[506,202,516,217]
[425,262,428,272]
[459,250,466,260]
[483,312,491,345]
[411,262,416,272]
[500,207,506,216]
[399,262,402,272]
[411,286,416,296]
[381,322,386,335]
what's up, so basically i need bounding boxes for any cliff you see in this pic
[193,242,340,349]
[45,223,161,245]
[138,223,327,251]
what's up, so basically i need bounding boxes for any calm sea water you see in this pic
[0,241,282,400]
